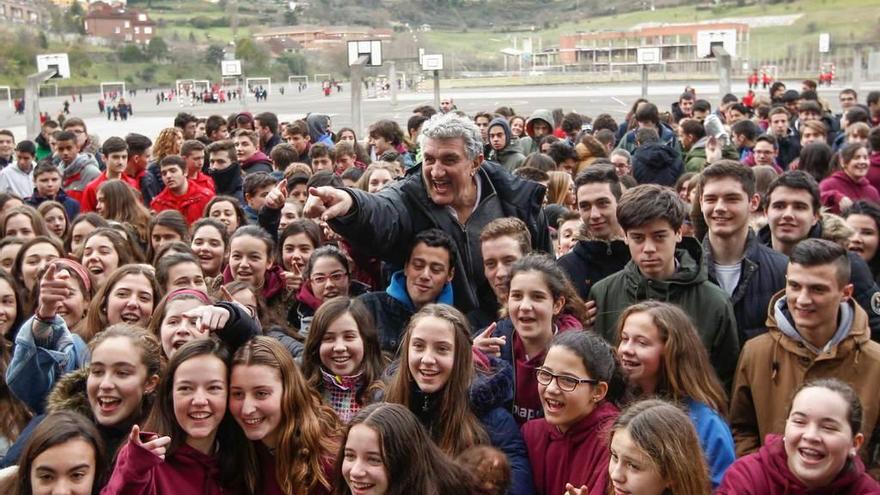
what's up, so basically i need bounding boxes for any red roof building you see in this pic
[84,1,156,44]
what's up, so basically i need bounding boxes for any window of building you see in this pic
[145,26,152,34]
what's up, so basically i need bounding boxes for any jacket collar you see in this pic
[385,270,453,312]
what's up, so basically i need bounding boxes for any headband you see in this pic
[51,258,92,294]
[165,288,213,305]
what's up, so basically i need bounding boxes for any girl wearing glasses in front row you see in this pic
[522,331,625,495]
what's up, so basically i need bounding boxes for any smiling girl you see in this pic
[190,218,228,280]
[302,297,386,423]
[522,331,624,495]
[0,270,30,455]
[385,304,534,495]
[608,399,710,495]
[819,142,879,214]
[223,225,287,323]
[230,336,340,494]
[12,236,63,298]
[36,201,70,240]
[720,378,880,493]
[476,254,586,424]
[83,265,160,341]
[65,214,109,258]
[204,196,246,236]
[146,211,189,263]
[332,403,477,495]
[103,339,250,495]
[615,301,735,487]
[1,205,48,240]
[80,228,136,292]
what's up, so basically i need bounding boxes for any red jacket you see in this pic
[522,400,619,495]
[101,441,232,495]
[150,180,215,225]
[81,171,140,212]
[717,434,880,494]
[819,170,880,214]
[190,171,216,193]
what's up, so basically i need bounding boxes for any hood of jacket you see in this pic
[306,113,331,143]
[61,154,98,182]
[765,290,871,352]
[758,434,876,492]
[620,236,707,292]
[469,353,514,417]
[47,367,93,418]
[634,142,681,170]
[488,117,513,149]
[525,109,554,137]
[241,151,272,168]
[548,400,619,441]
[773,295,855,354]
[222,263,285,300]
[385,270,453,312]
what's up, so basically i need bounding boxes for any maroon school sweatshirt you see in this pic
[102,440,231,495]
[521,400,619,495]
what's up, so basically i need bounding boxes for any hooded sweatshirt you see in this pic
[717,434,880,494]
[240,150,273,175]
[729,293,880,459]
[487,117,526,171]
[59,153,101,203]
[102,441,229,495]
[306,114,335,148]
[632,141,684,186]
[819,170,880,214]
[519,109,554,156]
[522,400,619,495]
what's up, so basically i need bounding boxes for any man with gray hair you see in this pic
[304,113,551,316]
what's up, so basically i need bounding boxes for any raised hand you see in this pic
[182,305,232,334]
[36,264,68,321]
[283,262,303,294]
[264,179,288,210]
[130,424,171,460]
[303,186,353,221]
[473,322,506,358]
[564,483,589,495]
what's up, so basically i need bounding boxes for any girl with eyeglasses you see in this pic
[289,246,369,337]
[385,304,535,495]
[522,330,625,495]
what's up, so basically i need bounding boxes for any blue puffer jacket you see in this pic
[703,230,788,343]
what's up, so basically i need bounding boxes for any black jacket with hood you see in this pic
[558,239,631,300]
[487,117,526,171]
[329,160,551,314]
[632,142,684,187]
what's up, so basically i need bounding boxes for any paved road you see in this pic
[1,80,875,141]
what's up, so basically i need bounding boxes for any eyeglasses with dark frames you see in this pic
[535,367,599,392]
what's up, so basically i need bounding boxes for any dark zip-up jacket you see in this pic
[702,230,788,344]
[557,239,630,300]
[329,160,551,314]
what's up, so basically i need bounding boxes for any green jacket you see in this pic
[588,237,740,387]
[684,138,740,173]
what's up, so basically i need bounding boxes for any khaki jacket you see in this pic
[730,291,880,469]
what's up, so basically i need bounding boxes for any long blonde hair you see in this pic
[152,127,182,163]
[233,337,340,494]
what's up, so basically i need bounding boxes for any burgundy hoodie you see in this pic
[819,170,880,214]
[102,441,228,495]
[867,151,880,193]
[522,400,619,495]
[240,151,273,174]
[717,434,880,494]
[222,263,285,301]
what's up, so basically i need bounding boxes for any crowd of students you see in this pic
[0,81,878,494]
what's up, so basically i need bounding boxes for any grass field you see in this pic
[423,0,880,65]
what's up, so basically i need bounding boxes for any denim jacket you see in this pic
[6,315,88,414]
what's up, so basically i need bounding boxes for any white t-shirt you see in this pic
[714,262,742,297]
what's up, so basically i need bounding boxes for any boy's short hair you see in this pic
[243,172,276,196]
[574,165,622,200]
[180,139,205,157]
[0,129,14,141]
[334,141,356,157]
[407,114,429,135]
[479,217,532,256]
[205,115,227,136]
[307,170,343,188]
[285,120,309,138]
[768,106,791,120]
[546,142,576,165]
[594,129,616,148]
[521,152,556,172]
[174,112,198,129]
[755,134,778,149]
[15,140,36,155]
[693,99,712,113]
[765,170,821,213]
[205,140,236,163]
[731,120,760,141]
[409,228,458,271]
[33,161,61,178]
[308,142,335,160]
[634,103,660,126]
[159,155,186,173]
[102,136,128,156]
[617,184,687,232]
[62,117,86,131]
[234,128,259,146]
[340,167,363,183]
[798,100,823,115]
[592,114,618,134]
[790,238,851,287]
[698,160,756,197]
[270,143,298,170]
[679,119,705,140]
[254,112,279,135]
[54,130,77,144]
[125,133,153,155]
[635,127,660,145]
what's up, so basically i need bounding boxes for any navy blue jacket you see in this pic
[758,223,880,340]
[25,188,80,221]
[632,142,684,187]
[557,239,631,300]
[702,230,788,343]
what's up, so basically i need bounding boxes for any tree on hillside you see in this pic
[147,37,168,61]
[235,38,271,72]
[205,44,225,66]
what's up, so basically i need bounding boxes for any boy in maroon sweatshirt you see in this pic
[150,155,214,225]
[234,129,273,175]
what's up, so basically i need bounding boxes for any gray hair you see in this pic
[610,148,631,164]
[418,112,484,161]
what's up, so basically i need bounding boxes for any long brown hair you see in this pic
[611,399,711,495]
[302,297,386,405]
[84,265,160,342]
[152,127,183,163]
[233,336,340,494]
[0,271,31,444]
[507,253,588,325]
[385,304,488,456]
[145,338,252,492]
[98,179,151,242]
[332,403,477,495]
[615,301,728,416]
